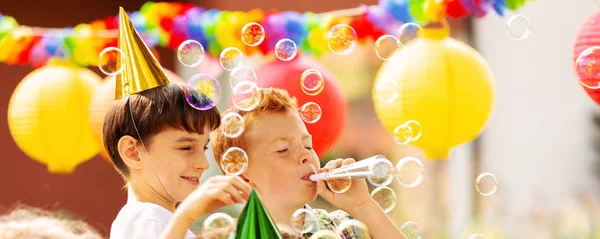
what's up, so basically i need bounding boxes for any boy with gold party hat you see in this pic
[105,8,251,239]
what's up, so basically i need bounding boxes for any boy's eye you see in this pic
[179,147,192,151]
[305,147,314,150]
[276,148,288,153]
[203,146,209,151]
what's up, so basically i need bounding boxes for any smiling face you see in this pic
[138,126,212,202]
[243,111,320,207]
[103,83,221,206]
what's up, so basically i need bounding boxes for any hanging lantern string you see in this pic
[314,5,369,18]
[1,5,371,38]
[8,26,119,38]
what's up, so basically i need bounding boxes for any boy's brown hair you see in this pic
[0,204,102,239]
[103,83,221,178]
[211,88,298,172]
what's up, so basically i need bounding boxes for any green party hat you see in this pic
[235,190,282,239]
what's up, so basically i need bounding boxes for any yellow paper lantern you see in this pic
[373,23,495,159]
[89,69,184,162]
[8,59,102,173]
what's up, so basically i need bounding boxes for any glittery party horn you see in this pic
[309,155,393,181]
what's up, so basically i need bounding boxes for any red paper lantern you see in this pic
[255,56,347,158]
[573,10,600,105]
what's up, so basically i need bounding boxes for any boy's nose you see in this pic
[193,155,210,170]
[298,148,313,165]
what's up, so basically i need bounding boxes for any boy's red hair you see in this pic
[211,88,298,172]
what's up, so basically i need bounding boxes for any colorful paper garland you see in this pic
[0,0,527,67]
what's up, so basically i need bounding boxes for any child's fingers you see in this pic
[325,158,355,170]
[215,190,235,206]
[341,158,356,166]
[317,168,330,173]
[212,177,251,199]
[212,175,236,183]
[325,159,343,169]
[229,177,252,199]
[317,180,335,203]
[221,185,246,204]
[316,180,325,194]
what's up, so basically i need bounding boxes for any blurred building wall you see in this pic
[474,1,599,237]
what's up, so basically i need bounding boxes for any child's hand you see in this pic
[316,158,374,215]
[175,176,251,222]
[316,159,408,239]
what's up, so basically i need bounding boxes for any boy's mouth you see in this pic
[301,172,315,181]
[181,176,199,186]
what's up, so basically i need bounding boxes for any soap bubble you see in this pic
[336,219,369,238]
[229,66,257,89]
[221,112,244,138]
[393,124,413,145]
[275,38,298,61]
[328,24,357,55]
[232,81,262,111]
[371,186,397,213]
[186,74,221,110]
[98,47,125,76]
[221,147,249,176]
[241,22,265,46]
[220,47,243,71]
[367,159,394,187]
[326,171,352,194]
[400,221,422,239]
[398,23,423,48]
[375,35,400,60]
[300,102,322,124]
[475,173,498,196]
[203,212,234,232]
[301,69,325,96]
[506,15,531,40]
[291,208,319,234]
[177,40,205,67]
[395,157,425,187]
[575,46,600,89]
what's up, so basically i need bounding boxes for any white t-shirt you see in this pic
[110,200,196,239]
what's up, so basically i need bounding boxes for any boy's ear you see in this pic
[118,135,144,170]
[239,174,250,183]
[239,174,258,189]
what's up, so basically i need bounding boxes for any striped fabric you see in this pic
[301,205,372,239]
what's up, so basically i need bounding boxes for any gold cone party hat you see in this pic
[115,7,170,99]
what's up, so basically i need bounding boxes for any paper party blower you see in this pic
[235,190,282,239]
[256,56,347,158]
[573,10,600,105]
[7,59,101,173]
[373,22,495,159]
